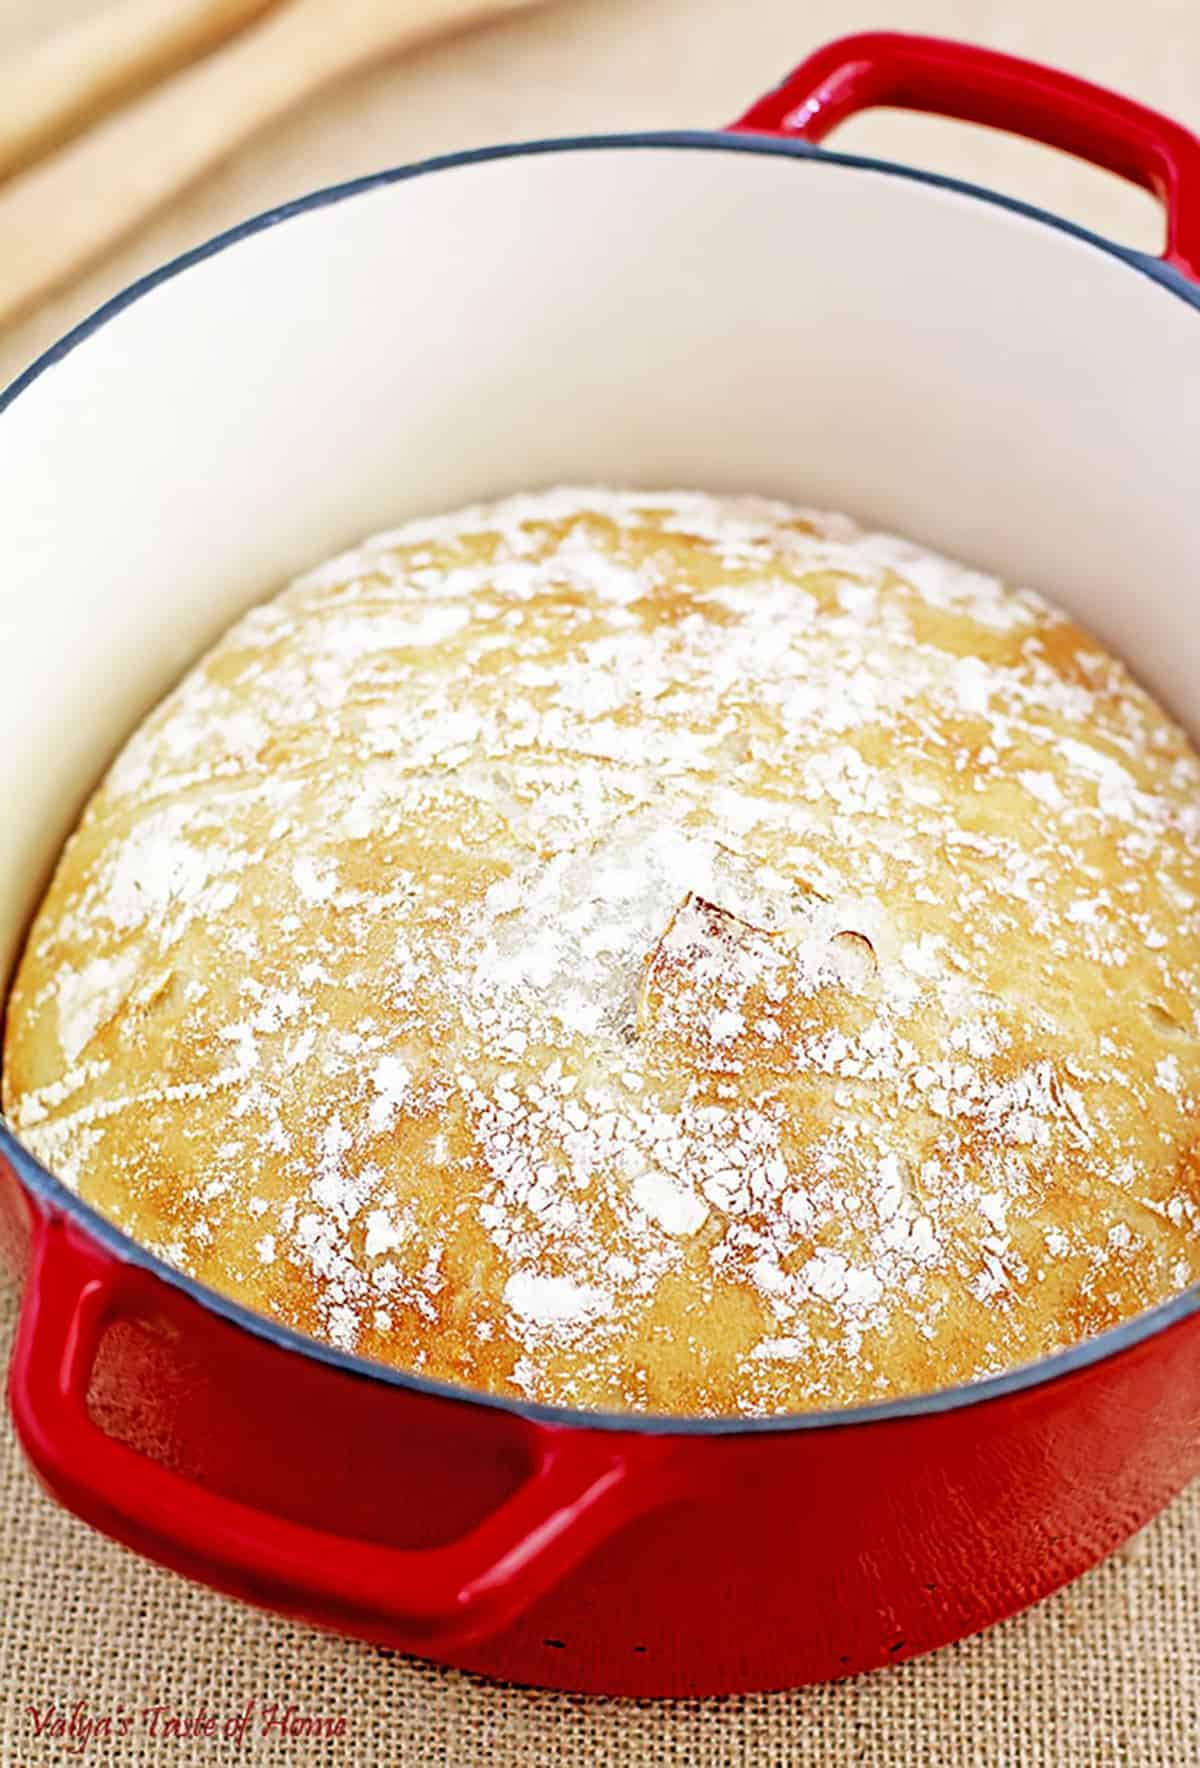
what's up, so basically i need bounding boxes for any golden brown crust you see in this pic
[5,489,1200,1414]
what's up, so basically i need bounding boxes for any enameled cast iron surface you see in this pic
[2,35,1200,1695]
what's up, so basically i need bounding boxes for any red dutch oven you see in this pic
[3,33,1200,1698]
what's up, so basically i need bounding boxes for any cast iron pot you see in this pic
[2,33,1200,1698]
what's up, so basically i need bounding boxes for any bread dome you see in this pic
[6,489,1200,1413]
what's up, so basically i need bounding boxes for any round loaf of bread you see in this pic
[6,490,1200,1414]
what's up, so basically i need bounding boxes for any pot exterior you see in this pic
[6,1158,1199,1697]
[454,1320,1200,1696]
[3,30,1200,1699]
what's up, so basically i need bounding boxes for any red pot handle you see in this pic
[729,31,1200,281]
[9,1214,666,1645]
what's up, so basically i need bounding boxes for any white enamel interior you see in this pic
[1,142,1199,990]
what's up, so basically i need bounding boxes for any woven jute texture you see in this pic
[3,0,1200,1760]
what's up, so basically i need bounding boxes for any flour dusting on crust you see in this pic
[5,489,1200,1414]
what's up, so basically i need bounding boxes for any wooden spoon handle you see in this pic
[0,0,543,332]
[0,0,282,184]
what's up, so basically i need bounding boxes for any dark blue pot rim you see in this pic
[3,129,1199,1439]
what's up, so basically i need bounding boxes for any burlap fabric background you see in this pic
[2,0,1199,1760]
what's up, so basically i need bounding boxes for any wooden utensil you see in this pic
[0,0,547,331]
[0,0,282,184]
